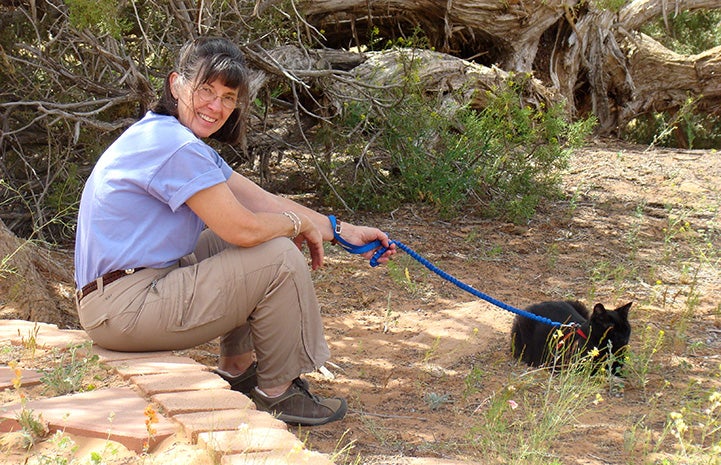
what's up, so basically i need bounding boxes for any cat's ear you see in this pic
[592,303,607,318]
[615,302,633,319]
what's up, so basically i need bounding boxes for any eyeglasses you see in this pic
[194,85,238,110]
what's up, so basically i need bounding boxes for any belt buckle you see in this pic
[124,268,136,275]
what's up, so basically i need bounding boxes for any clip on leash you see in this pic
[328,215,566,328]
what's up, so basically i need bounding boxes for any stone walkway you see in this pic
[0,319,333,464]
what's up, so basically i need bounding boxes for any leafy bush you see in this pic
[642,10,721,55]
[623,98,721,150]
[324,73,594,223]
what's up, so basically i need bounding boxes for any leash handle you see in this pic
[328,215,384,256]
[370,244,392,267]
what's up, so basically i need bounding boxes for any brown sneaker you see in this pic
[213,362,258,395]
[251,378,347,426]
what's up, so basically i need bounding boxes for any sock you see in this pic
[215,368,243,378]
[255,386,283,398]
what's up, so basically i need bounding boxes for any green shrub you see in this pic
[324,72,594,223]
[65,0,130,39]
[641,10,721,55]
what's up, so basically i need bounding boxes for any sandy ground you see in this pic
[2,139,720,464]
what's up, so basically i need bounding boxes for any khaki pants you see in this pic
[76,230,330,387]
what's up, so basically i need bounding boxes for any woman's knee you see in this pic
[265,237,306,268]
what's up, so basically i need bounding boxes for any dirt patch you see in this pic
[4,139,721,464]
[288,139,720,463]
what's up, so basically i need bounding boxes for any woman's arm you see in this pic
[218,172,397,266]
[226,172,335,239]
[184,181,315,246]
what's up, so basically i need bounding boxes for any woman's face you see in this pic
[170,73,238,139]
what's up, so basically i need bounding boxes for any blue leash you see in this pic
[328,215,571,329]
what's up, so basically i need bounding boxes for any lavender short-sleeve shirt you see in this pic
[74,112,232,288]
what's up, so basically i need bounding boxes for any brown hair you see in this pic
[152,37,249,145]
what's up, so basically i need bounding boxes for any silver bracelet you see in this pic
[282,211,301,238]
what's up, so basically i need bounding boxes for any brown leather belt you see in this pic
[77,268,145,302]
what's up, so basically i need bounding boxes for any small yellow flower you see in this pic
[589,347,600,358]
[286,442,304,459]
[144,404,159,437]
[8,360,22,390]
[593,393,604,405]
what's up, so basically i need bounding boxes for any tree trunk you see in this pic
[620,35,721,122]
[0,220,77,327]
[302,0,574,71]
[289,0,721,133]
[328,48,559,111]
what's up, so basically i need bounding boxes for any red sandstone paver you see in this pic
[107,355,208,379]
[221,449,336,465]
[0,319,57,336]
[35,329,91,349]
[198,427,303,456]
[152,389,254,415]
[0,366,44,389]
[88,345,174,363]
[173,409,287,442]
[131,371,229,396]
[0,387,176,453]
[0,319,340,464]
[0,320,89,349]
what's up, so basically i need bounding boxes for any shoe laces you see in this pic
[292,377,321,402]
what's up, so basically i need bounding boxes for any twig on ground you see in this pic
[349,409,429,422]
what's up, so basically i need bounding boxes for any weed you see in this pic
[424,392,451,410]
[8,361,50,448]
[422,336,442,363]
[328,430,361,465]
[16,408,50,449]
[546,243,560,269]
[624,325,665,397]
[39,341,100,396]
[387,258,418,294]
[19,323,40,359]
[33,431,78,464]
[142,404,160,453]
[382,292,399,333]
[624,201,647,260]
[652,385,721,464]
[471,349,605,464]
[463,365,485,398]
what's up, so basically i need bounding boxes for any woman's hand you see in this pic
[293,213,325,270]
[336,222,397,265]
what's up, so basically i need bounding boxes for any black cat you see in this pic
[510,300,632,374]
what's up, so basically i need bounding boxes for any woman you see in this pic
[74,37,395,426]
